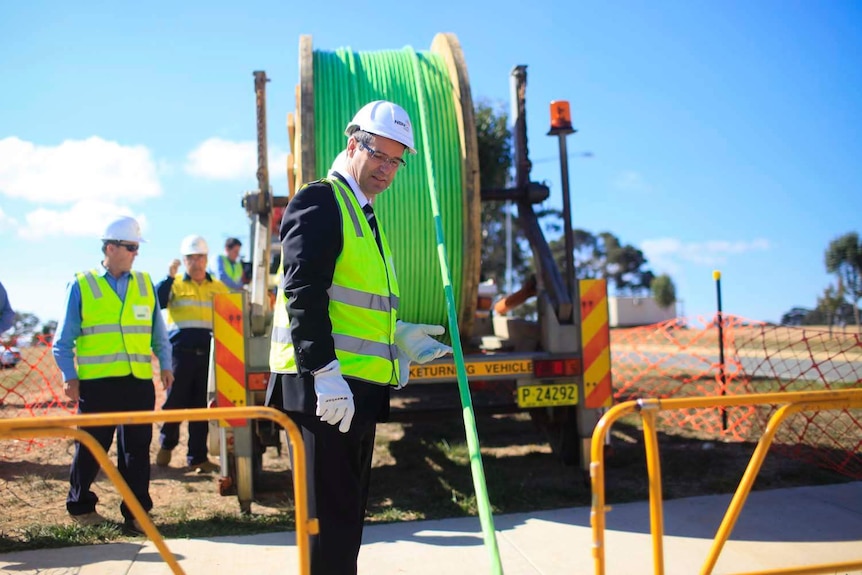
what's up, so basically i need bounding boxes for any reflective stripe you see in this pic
[271,325,291,344]
[172,320,213,329]
[78,352,153,365]
[270,178,401,385]
[170,300,214,309]
[81,325,152,336]
[333,182,365,238]
[333,333,398,360]
[133,272,147,296]
[328,285,399,313]
[82,271,147,299]
[83,272,102,299]
[164,276,228,334]
[76,270,155,380]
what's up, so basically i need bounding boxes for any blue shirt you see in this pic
[52,269,172,382]
[216,255,245,291]
[0,281,14,334]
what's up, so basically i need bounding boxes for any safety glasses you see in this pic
[359,141,406,169]
[110,241,140,253]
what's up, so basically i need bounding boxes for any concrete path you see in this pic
[1,482,860,574]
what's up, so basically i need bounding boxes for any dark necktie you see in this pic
[362,204,383,254]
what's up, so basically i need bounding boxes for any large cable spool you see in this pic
[287,33,481,338]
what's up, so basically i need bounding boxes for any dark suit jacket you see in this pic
[265,173,390,423]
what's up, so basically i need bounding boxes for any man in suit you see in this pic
[266,100,452,575]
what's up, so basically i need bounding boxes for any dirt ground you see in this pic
[0,382,854,547]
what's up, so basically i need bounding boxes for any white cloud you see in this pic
[185,137,288,182]
[17,201,147,240]
[613,171,653,193]
[0,136,162,204]
[186,138,256,180]
[0,207,18,234]
[641,237,772,272]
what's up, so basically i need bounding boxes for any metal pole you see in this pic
[505,204,513,300]
[547,100,576,301]
[507,68,526,303]
[714,270,728,431]
[510,66,530,191]
[557,134,575,298]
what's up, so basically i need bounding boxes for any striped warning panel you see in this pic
[213,292,247,427]
[579,279,612,408]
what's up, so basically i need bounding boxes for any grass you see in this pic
[1,523,124,553]
[0,514,299,554]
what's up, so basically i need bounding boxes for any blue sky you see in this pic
[1,1,860,326]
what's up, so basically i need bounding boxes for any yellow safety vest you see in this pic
[269,178,402,386]
[76,270,155,380]
[219,255,244,285]
[165,275,230,332]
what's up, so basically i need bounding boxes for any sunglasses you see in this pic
[110,241,140,253]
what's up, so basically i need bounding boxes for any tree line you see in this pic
[781,232,862,332]
[475,100,677,309]
[1,312,56,347]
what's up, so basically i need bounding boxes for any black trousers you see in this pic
[268,373,389,575]
[67,375,155,521]
[159,349,210,465]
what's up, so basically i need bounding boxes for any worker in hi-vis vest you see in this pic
[216,236,246,291]
[266,100,453,575]
[155,234,229,474]
[53,215,173,535]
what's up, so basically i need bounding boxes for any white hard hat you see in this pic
[180,235,209,256]
[101,216,145,243]
[345,100,416,154]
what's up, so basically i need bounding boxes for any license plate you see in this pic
[517,383,579,408]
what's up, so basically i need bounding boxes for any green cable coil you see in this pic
[302,35,480,336]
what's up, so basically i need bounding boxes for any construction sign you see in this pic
[212,292,248,427]
[579,279,612,408]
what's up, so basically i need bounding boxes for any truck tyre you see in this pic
[529,406,580,466]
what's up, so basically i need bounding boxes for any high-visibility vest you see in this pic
[165,275,230,332]
[219,255,244,285]
[76,270,155,380]
[269,178,402,386]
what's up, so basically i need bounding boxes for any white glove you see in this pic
[394,321,453,364]
[394,348,410,391]
[313,360,355,433]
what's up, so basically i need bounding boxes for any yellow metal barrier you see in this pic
[0,406,317,575]
[590,388,862,575]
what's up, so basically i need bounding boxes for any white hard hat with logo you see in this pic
[180,235,209,256]
[345,100,416,154]
[101,216,145,243]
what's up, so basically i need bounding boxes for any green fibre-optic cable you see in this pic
[407,46,503,575]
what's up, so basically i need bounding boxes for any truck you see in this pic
[210,33,611,512]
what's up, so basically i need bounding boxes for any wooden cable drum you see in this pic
[287,33,481,338]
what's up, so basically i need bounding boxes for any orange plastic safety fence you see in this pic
[5,320,862,479]
[1,337,170,459]
[611,315,862,479]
